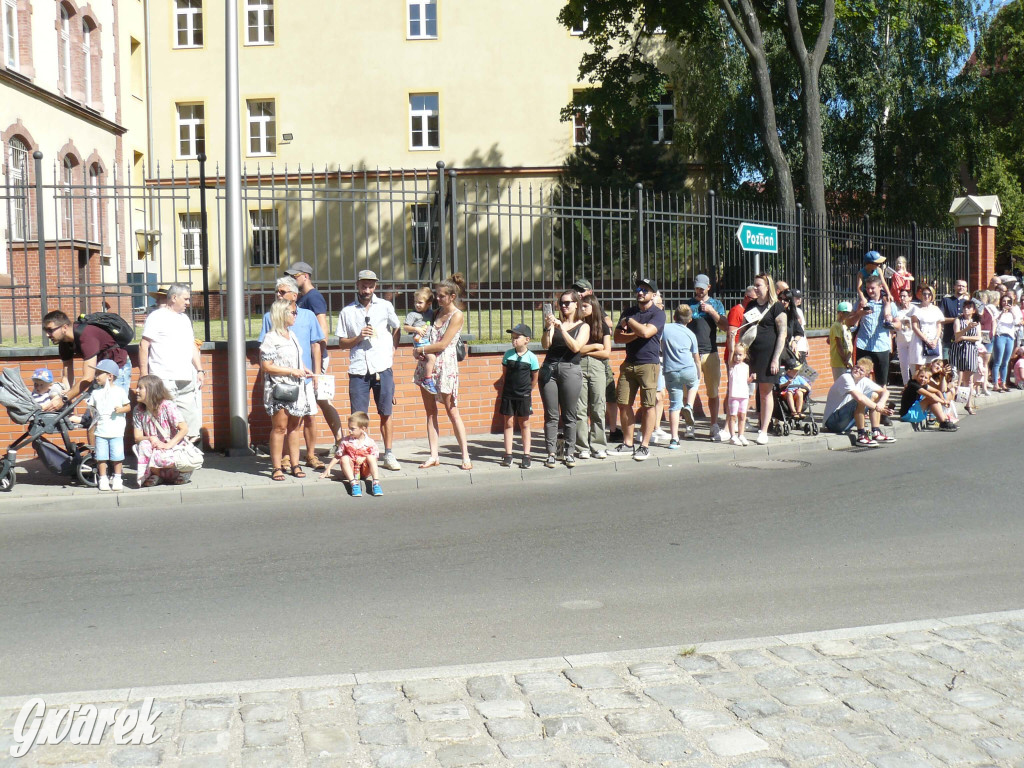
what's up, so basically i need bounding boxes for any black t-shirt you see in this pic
[900,380,923,416]
[546,324,584,365]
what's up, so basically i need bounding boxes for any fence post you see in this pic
[449,168,458,276]
[198,153,212,342]
[863,213,871,253]
[635,183,645,277]
[436,161,447,279]
[910,221,918,277]
[708,190,717,281]
[32,151,48,333]
[796,202,804,289]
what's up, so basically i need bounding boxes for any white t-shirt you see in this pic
[823,373,881,421]
[337,295,401,375]
[912,304,945,342]
[728,362,750,399]
[86,382,130,439]
[893,306,915,343]
[994,307,1022,337]
[142,307,196,380]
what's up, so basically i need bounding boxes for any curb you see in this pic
[3,607,1022,707]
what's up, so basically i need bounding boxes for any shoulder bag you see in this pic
[153,413,205,473]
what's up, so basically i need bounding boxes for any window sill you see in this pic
[409,146,440,152]
[406,35,438,41]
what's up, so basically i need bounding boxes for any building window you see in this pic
[411,203,431,262]
[81,19,92,104]
[648,91,674,143]
[180,212,202,267]
[570,6,588,35]
[572,95,591,147]
[60,155,76,238]
[130,37,143,97]
[8,137,28,240]
[59,4,71,92]
[176,103,205,158]
[87,163,101,242]
[3,0,19,69]
[246,0,273,44]
[408,0,436,39]
[174,0,203,48]
[246,99,276,156]
[409,93,439,150]
[250,209,279,266]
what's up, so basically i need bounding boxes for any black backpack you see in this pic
[75,312,135,348]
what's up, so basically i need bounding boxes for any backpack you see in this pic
[75,312,135,348]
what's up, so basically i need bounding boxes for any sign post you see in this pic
[736,222,779,275]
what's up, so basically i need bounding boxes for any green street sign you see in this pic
[736,222,778,254]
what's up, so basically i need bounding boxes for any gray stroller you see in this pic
[0,368,98,490]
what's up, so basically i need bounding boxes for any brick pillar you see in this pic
[949,195,1002,292]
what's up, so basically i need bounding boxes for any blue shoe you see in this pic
[668,439,680,449]
[420,378,438,395]
[371,481,383,497]
[349,481,362,497]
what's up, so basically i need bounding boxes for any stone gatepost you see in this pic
[949,195,1002,292]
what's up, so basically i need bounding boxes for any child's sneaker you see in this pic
[520,455,532,469]
[110,475,124,491]
[499,454,514,467]
[730,435,743,446]
[856,433,879,447]
[739,435,749,446]
[98,475,110,491]
[349,480,362,497]
[682,405,695,426]
[872,430,896,444]
[420,377,438,395]
[370,481,383,497]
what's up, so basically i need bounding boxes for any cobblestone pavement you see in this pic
[2,611,1022,767]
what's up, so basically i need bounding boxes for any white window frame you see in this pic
[81,19,92,105]
[570,6,588,35]
[176,102,205,159]
[174,0,203,49]
[87,164,101,243]
[409,93,439,150]
[245,0,273,45]
[59,5,71,91]
[61,156,74,238]
[573,105,591,147]
[407,0,437,39]
[8,138,28,240]
[180,212,202,267]
[3,0,19,70]
[649,91,674,144]
[246,98,276,156]
[250,209,279,266]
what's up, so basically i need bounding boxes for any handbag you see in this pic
[272,380,300,402]
[901,397,927,424]
[922,341,939,357]
[173,440,205,473]
[739,323,758,348]
[456,339,468,362]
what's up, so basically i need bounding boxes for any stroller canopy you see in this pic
[0,367,41,425]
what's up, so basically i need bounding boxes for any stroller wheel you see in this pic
[782,423,790,436]
[811,424,819,435]
[0,462,15,492]
[74,454,98,488]
[804,424,811,435]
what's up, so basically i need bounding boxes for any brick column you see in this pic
[949,195,1002,292]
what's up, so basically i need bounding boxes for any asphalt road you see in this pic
[2,406,1022,696]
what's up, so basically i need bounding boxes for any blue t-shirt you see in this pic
[618,305,666,364]
[297,288,328,317]
[779,373,809,389]
[855,300,890,353]
[661,323,700,376]
[259,307,325,370]
[685,297,725,354]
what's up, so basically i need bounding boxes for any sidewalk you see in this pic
[4,388,1022,510]
[2,610,1022,767]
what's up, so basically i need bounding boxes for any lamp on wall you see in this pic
[135,229,160,256]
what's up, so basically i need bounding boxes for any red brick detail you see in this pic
[962,225,997,293]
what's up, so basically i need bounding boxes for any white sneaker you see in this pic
[98,475,110,491]
[710,423,723,441]
[110,476,123,492]
[652,428,671,444]
[739,435,749,446]
[381,451,401,471]
[756,431,769,445]
[730,435,742,446]
[590,449,607,459]
[684,426,696,440]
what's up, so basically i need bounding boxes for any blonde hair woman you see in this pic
[745,273,788,444]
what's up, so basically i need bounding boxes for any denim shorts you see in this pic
[94,435,125,463]
[664,369,699,411]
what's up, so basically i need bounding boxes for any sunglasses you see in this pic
[636,287,651,295]
[560,300,575,306]
[288,310,298,316]
[43,325,65,336]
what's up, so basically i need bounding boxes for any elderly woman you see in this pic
[661,304,702,446]
[540,288,590,468]
[260,298,314,480]
[745,273,788,445]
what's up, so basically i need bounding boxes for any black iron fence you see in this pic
[0,156,968,345]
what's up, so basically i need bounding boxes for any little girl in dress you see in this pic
[727,344,754,446]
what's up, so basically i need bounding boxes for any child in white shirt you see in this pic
[727,344,754,446]
[87,359,131,491]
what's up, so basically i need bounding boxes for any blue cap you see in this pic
[32,368,54,383]
[865,250,885,264]
[94,359,120,377]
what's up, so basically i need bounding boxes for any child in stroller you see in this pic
[0,367,97,490]
[769,361,820,436]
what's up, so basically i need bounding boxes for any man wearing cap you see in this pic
[612,276,666,461]
[40,310,132,412]
[139,283,204,441]
[573,276,620,441]
[685,274,728,440]
[260,276,325,469]
[851,275,894,389]
[285,261,342,441]
[939,278,970,359]
[337,270,402,470]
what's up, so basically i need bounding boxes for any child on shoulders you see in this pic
[321,411,382,497]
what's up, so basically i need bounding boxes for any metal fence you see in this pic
[0,157,968,345]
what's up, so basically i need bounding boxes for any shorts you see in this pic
[94,435,125,463]
[663,369,699,411]
[824,400,858,434]
[700,352,722,396]
[616,362,660,409]
[500,396,532,418]
[728,396,749,416]
[349,369,395,416]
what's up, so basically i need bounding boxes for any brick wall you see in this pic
[0,334,840,455]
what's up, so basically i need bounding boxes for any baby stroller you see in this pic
[0,368,98,491]
[768,358,820,437]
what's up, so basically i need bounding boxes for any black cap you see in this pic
[507,323,532,337]
[636,276,658,293]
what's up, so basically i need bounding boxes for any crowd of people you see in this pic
[30,255,1024,493]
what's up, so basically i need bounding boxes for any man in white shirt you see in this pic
[822,358,894,447]
[337,270,402,470]
[138,283,203,440]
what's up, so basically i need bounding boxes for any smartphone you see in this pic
[542,302,553,318]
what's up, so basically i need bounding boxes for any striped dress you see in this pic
[949,317,978,373]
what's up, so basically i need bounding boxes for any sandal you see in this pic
[460,461,473,471]
[418,458,440,469]
[281,456,292,471]
[290,466,306,478]
[965,405,977,415]
[307,458,326,472]
[271,468,286,482]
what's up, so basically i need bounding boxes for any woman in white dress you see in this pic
[910,284,945,370]
[890,287,917,385]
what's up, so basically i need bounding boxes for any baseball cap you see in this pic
[94,359,120,377]
[865,250,885,264]
[572,278,593,293]
[636,276,658,293]
[790,288,803,299]
[284,261,314,276]
[837,301,853,312]
[357,269,378,281]
[694,274,711,290]
[32,368,54,383]
[507,323,532,337]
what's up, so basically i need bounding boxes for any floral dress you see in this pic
[414,310,461,403]
[133,400,187,485]
[259,330,313,417]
